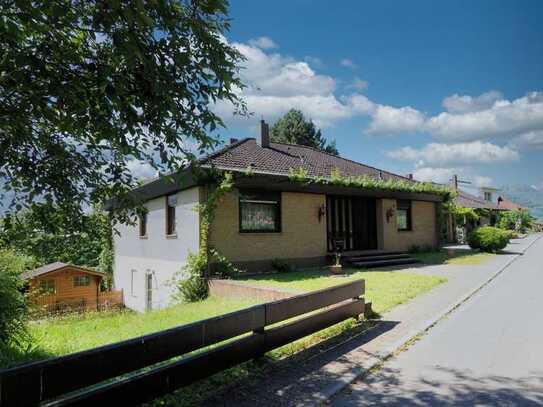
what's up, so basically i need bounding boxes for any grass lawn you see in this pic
[1,296,261,369]
[235,269,446,315]
[2,271,445,406]
[412,250,495,266]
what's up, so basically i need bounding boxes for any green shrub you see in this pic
[497,210,532,233]
[0,249,34,346]
[210,249,239,279]
[271,258,294,273]
[177,253,208,302]
[468,227,510,253]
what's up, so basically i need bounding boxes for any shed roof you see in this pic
[21,262,105,280]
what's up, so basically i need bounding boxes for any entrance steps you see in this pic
[341,251,420,269]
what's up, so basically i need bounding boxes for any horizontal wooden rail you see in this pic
[0,280,364,407]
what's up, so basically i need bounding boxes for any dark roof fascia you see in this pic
[233,173,444,203]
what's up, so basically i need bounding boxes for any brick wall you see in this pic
[210,189,327,269]
[380,199,438,251]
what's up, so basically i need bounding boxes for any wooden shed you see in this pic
[22,262,122,313]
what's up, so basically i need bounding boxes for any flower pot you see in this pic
[329,264,343,275]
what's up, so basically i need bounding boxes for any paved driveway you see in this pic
[332,236,543,406]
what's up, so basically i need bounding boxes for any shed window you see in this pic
[39,279,56,294]
[166,195,177,235]
[139,209,148,237]
[397,200,412,231]
[74,275,91,287]
[239,190,281,232]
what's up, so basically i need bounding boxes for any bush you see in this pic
[468,227,510,253]
[0,249,34,346]
[497,210,532,233]
[210,249,239,279]
[177,253,208,302]
[271,258,294,273]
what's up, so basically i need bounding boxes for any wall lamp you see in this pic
[318,204,326,223]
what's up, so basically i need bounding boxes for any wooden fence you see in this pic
[0,280,364,407]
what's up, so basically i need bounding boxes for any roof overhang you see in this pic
[233,173,444,202]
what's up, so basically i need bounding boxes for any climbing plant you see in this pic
[177,171,237,302]
[288,167,455,203]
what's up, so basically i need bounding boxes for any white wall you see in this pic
[113,187,200,312]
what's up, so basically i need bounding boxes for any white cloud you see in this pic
[531,181,543,191]
[340,58,358,69]
[412,166,493,188]
[442,90,503,113]
[247,36,278,49]
[367,105,425,135]
[126,160,157,181]
[349,77,368,91]
[425,91,543,141]
[304,56,325,69]
[215,39,377,128]
[387,141,519,166]
[509,130,543,150]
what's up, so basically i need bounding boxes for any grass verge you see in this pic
[412,250,495,266]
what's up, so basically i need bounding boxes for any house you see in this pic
[497,196,525,211]
[23,262,109,313]
[112,121,444,312]
[441,186,500,243]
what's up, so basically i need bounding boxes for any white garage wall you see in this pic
[113,187,200,312]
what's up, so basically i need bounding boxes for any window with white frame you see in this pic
[239,190,281,232]
[131,269,138,296]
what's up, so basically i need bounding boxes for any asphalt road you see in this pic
[332,236,543,406]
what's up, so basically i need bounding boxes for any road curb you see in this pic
[319,234,542,405]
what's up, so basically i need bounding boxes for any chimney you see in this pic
[407,173,413,180]
[229,138,239,145]
[258,119,270,148]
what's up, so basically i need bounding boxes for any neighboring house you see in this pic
[497,196,526,211]
[22,262,108,313]
[442,189,500,243]
[112,121,443,312]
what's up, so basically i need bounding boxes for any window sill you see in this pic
[239,230,282,234]
[397,229,413,232]
[166,233,178,239]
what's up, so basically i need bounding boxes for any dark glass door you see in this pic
[327,196,377,251]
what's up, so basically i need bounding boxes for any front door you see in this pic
[326,196,377,251]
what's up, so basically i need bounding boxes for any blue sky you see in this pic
[210,0,543,194]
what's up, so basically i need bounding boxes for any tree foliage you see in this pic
[0,0,246,221]
[0,203,111,269]
[270,109,338,155]
[0,249,34,346]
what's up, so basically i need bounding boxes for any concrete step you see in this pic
[350,258,420,269]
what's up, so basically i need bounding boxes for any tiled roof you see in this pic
[21,262,105,280]
[497,196,524,211]
[203,138,410,182]
[455,190,499,210]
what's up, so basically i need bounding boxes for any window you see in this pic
[139,210,148,237]
[166,195,177,235]
[74,275,91,287]
[396,200,412,231]
[239,190,281,232]
[484,192,492,202]
[131,269,138,297]
[39,279,55,294]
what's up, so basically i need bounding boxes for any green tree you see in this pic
[0,0,246,222]
[270,109,339,155]
[0,203,111,269]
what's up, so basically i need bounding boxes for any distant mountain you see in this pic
[499,184,543,221]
